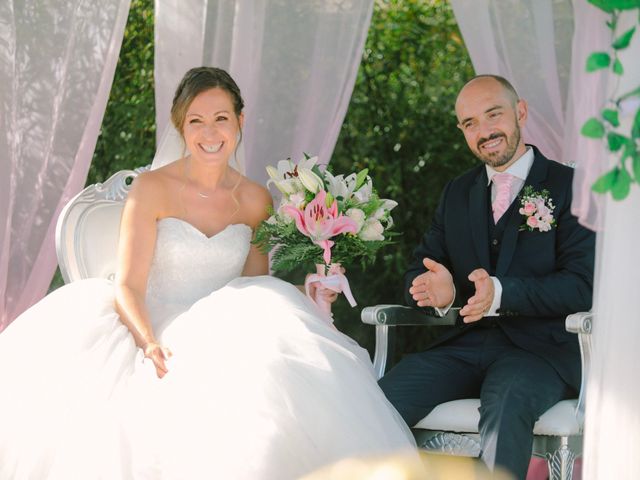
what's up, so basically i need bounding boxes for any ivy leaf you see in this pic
[581,118,606,138]
[607,132,628,151]
[586,0,640,11]
[633,152,640,182]
[612,167,632,200]
[613,26,636,49]
[602,108,620,127]
[590,0,640,10]
[592,168,618,193]
[632,107,640,139]
[613,58,624,75]
[587,0,614,12]
[622,139,636,161]
[586,52,611,71]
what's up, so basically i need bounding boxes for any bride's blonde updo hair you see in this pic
[170,66,245,138]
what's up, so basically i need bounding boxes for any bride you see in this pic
[0,67,416,479]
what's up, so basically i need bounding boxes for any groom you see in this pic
[379,75,595,479]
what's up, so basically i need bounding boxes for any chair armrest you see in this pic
[565,311,592,335]
[361,305,458,379]
[565,311,593,426]
[361,305,459,327]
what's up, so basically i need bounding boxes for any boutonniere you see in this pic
[518,186,556,232]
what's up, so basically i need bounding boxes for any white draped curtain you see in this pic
[0,0,131,331]
[152,0,374,187]
[580,9,640,479]
[451,1,640,478]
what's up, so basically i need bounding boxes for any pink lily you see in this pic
[282,190,358,264]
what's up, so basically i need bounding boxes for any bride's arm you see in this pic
[241,182,272,277]
[114,173,170,377]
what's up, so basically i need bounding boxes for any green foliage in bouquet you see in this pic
[254,207,399,274]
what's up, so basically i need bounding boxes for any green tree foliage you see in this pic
[328,0,476,357]
[88,0,156,185]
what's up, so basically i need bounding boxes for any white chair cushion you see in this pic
[413,399,581,436]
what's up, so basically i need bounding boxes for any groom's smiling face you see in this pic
[455,77,528,172]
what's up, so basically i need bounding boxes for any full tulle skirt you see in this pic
[0,276,415,480]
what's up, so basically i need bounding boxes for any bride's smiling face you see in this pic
[182,87,244,166]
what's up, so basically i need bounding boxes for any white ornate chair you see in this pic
[55,166,149,283]
[361,305,593,480]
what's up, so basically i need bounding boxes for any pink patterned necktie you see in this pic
[492,172,515,223]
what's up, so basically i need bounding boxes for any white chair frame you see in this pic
[55,166,149,283]
[361,306,593,480]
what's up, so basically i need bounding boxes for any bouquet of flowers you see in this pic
[254,155,398,275]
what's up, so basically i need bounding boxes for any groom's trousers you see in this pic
[379,324,573,480]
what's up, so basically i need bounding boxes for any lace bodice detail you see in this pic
[145,218,252,311]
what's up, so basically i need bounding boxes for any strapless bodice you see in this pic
[145,218,252,311]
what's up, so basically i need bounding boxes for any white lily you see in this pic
[266,164,304,195]
[345,208,366,232]
[381,199,398,211]
[325,171,357,200]
[298,168,325,193]
[359,218,385,241]
[353,178,373,204]
[372,199,399,220]
[276,204,294,224]
[266,156,320,195]
[288,192,307,209]
[266,156,323,195]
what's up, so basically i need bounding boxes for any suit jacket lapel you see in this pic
[495,149,549,276]
[468,168,491,272]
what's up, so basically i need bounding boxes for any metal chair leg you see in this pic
[546,436,576,480]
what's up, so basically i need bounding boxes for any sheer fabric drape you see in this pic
[581,10,640,479]
[0,0,131,331]
[152,0,374,188]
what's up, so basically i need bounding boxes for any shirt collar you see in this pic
[485,147,534,186]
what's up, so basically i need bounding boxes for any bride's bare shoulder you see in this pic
[235,175,273,225]
[238,175,272,207]
[128,159,184,203]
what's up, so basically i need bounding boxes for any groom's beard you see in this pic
[474,127,521,169]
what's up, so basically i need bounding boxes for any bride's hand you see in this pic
[313,285,340,304]
[143,342,172,378]
[306,265,347,305]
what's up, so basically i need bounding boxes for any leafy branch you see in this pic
[581,0,640,200]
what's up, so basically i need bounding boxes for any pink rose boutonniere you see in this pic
[518,186,556,232]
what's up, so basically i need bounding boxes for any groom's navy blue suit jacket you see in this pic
[405,146,595,391]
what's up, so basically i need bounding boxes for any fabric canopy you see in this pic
[0,0,131,331]
[153,0,374,189]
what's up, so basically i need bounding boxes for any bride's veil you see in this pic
[151,124,246,174]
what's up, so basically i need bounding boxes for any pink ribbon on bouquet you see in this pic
[305,264,357,321]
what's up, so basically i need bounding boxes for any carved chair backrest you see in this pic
[55,166,149,283]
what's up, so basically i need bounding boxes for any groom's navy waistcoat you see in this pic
[404,146,595,391]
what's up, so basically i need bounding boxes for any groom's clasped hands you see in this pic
[409,257,495,323]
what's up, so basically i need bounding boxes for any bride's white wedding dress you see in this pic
[0,218,415,480]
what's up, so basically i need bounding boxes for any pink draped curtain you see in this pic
[0,0,131,331]
[152,0,374,188]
